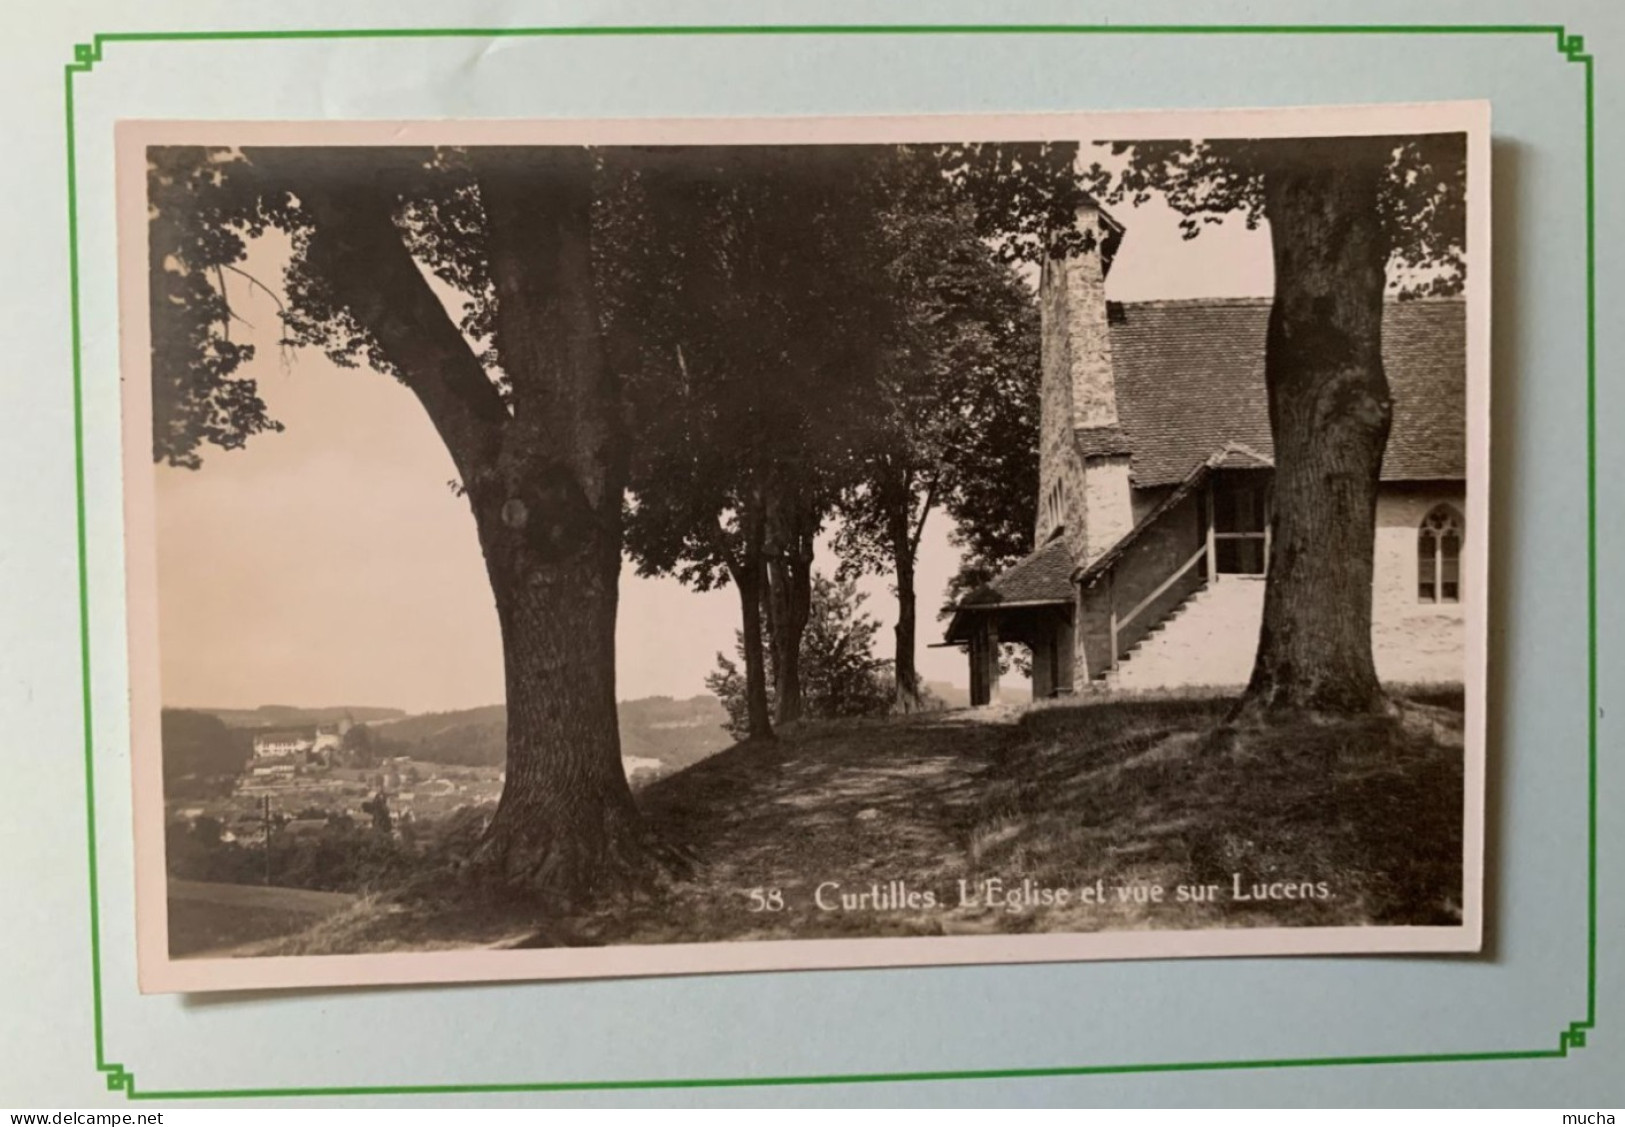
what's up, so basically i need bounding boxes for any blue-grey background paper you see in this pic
[0,0,1619,1107]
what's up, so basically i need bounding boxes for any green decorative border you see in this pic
[65,22,1597,1100]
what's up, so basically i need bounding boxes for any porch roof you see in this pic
[943,537,1075,643]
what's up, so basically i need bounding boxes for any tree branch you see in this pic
[471,147,623,511]
[223,262,288,318]
[910,469,941,555]
[711,512,743,580]
[245,147,507,485]
[212,265,254,336]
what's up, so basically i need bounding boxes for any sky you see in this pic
[154,165,1275,715]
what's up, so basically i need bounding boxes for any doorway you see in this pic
[1210,474,1270,576]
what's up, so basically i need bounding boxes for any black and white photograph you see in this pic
[119,105,1489,992]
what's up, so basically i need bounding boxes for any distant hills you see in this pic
[922,680,1029,709]
[165,695,735,779]
[368,696,733,771]
[200,704,408,729]
[164,688,1020,786]
[369,704,505,766]
[617,696,735,770]
[161,704,410,785]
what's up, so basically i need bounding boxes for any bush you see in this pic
[707,573,893,739]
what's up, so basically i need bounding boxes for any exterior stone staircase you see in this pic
[1108,577,1265,691]
[1102,574,1465,691]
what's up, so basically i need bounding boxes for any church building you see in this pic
[945,199,1466,703]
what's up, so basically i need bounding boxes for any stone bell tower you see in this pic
[1036,198,1134,569]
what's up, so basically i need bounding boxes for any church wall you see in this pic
[1071,484,1465,690]
[1074,582,1115,683]
[1082,455,1136,561]
[1131,484,1176,525]
[1371,484,1467,685]
[1037,259,1093,565]
[1036,202,1133,568]
[1110,489,1206,656]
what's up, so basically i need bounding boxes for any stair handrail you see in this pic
[1114,542,1210,640]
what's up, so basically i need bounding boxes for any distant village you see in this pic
[164,707,693,852]
[170,722,489,848]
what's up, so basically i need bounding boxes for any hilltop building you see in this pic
[249,719,352,766]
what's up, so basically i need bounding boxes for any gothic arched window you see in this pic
[1418,504,1463,604]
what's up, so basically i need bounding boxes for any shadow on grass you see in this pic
[225,688,1466,955]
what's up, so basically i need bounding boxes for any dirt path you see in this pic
[581,709,1025,944]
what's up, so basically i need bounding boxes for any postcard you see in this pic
[119,102,1489,992]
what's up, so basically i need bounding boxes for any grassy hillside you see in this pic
[161,709,251,782]
[616,696,735,770]
[167,879,357,957]
[369,704,506,765]
[235,689,1466,957]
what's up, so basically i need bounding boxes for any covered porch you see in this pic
[943,538,1078,705]
[945,443,1276,699]
[1075,447,1273,682]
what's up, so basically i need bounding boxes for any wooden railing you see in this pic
[1108,542,1209,668]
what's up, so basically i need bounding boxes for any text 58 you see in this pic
[747,888,786,912]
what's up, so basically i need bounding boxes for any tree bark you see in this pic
[765,554,810,725]
[735,563,775,741]
[458,147,670,899]
[890,513,923,711]
[1240,137,1394,718]
[726,500,775,741]
[763,492,815,726]
[470,529,656,901]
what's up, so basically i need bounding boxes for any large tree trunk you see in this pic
[890,513,924,712]
[1241,137,1394,718]
[465,148,666,898]
[472,528,654,901]
[727,506,776,742]
[765,553,810,725]
[243,147,668,905]
[763,492,815,725]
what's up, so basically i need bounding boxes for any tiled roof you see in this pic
[1107,297,1467,487]
[1075,425,1134,458]
[945,537,1076,642]
[961,537,1076,608]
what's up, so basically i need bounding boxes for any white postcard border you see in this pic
[117,101,1490,994]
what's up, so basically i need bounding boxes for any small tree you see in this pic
[834,148,1043,711]
[707,574,892,740]
[620,146,896,735]
[339,723,376,768]
[360,791,393,835]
